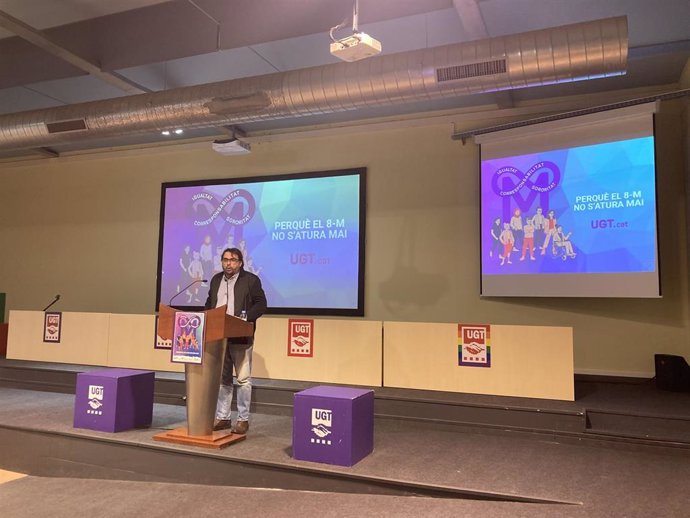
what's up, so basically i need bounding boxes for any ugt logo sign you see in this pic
[87,385,104,414]
[43,312,62,343]
[88,385,104,400]
[312,408,332,427]
[288,319,314,357]
[458,324,491,368]
[463,327,486,344]
[310,408,332,445]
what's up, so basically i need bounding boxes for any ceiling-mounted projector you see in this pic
[212,138,250,156]
[330,32,381,62]
[329,0,381,62]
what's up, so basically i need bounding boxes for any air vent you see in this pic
[45,119,87,134]
[436,59,507,82]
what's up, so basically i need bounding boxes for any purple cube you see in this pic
[292,385,374,466]
[73,368,154,432]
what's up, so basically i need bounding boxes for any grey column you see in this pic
[184,339,226,436]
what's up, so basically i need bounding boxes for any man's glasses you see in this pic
[222,257,240,264]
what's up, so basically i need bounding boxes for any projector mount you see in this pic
[329,0,381,62]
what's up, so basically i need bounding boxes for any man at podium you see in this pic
[205,247,267,435]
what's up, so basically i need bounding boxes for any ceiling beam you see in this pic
[0,9,150,95]
[681,56,690,89]
[452,0,488,40]
[31,147,60,158]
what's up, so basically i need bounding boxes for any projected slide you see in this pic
[481,136,658,296]
[156,169,365,315]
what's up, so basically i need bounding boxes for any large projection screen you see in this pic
[156,168,366,315]
[478,103,660,298]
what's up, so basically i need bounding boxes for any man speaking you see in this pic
[205,247,267,435]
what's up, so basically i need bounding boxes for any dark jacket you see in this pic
[204,269,267,344]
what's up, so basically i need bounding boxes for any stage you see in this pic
[1,359,690,517]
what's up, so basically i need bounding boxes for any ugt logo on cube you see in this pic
[87,384,105,415]
[310,408,333,445]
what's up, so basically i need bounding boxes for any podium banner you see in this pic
[171,311,205,364]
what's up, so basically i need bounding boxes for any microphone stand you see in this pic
[169,279,207,307]
[43,294,61,312]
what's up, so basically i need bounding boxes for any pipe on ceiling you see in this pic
[0,16,627,152]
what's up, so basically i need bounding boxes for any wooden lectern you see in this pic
[153,304,254,449]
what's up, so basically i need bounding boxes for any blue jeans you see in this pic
[216,342,252,422]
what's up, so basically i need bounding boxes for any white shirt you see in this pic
[215,273,238,315]
[532,212,546,230]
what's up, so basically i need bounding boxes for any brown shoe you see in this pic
[232,420,249,434]
[213,419,232,431]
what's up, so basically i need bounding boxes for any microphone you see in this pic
[169,279,208,306]
[43,294,60,312]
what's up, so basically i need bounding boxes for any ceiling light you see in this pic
[161,130,170,135]
[174,129,183,134]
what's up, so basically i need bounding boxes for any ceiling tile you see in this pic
[0,86,62,114]
[479,0,690,47]
[115,62,168,92]
[0,0,169,32]
[426,8,467,47]
[26,75,127,105]
[160,47,280,88]
[118,46,280,90]
[250,32,338,72]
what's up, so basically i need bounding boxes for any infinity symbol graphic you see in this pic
[178,315,201,329]
[192,188,256,226]
[491,161,561,197]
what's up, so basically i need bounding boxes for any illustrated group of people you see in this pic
[177,234,263,303]
[490,207,577,265]
[174,330,200,353]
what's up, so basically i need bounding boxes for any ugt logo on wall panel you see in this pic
[458,324,491,367]
[288,319,314,357]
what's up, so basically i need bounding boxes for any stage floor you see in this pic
[1,385,690,517]
[3,358,690,443]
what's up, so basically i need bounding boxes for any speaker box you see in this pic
[654,354,690,392]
